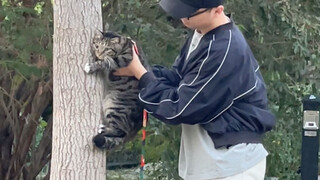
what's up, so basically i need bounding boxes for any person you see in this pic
[114,0,276,179]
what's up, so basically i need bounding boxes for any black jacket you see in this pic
[138,21,275,148]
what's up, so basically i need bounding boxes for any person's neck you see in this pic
[197,14,230,35]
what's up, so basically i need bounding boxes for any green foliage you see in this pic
[225,0,320,179]
[107,117,181,179]
[101,0,320,179]
[101,0,188,66]
[0,0,52,78]
[0,1,53,179]
[144,118,181,179]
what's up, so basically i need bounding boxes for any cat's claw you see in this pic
[84,63,92,73]
[98,124,106,134]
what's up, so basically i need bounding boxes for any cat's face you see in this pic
[92,31,123,60]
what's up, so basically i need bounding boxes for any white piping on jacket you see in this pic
[202,79,258,124]
[140,30,232,119]
[139,33,216,105]
[140,29,260,121]
[255,65,259,72]
[164,30,232,119]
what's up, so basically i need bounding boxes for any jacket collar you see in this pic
[174,16,234,75]
[203,14,234,40]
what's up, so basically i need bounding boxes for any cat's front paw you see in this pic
[84,63,93,74]
[98,124,106,134]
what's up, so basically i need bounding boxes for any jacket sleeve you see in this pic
[152,65,181,87]
[139,36,257,125]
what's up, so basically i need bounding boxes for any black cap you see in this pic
[159,0,224,19]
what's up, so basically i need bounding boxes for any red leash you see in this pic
[140,110,148,179]
[132,42,148,179]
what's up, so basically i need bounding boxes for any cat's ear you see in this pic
[93,29,104,39]
[103,32,119,39]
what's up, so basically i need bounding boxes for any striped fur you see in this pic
[85,31,148,150]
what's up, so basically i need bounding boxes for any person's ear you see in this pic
[214,5,224,15]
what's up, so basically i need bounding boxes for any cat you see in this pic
[84,31,148,150]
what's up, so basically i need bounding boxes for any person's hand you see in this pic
[113,46,147,80]
[113,65,135,77]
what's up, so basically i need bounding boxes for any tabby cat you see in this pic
[84,31,148,150]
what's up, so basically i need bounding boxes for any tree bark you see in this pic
[51,0,106,179]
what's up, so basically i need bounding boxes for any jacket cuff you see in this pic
[139,72,156,90]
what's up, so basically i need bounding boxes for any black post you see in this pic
[301,95,320,180]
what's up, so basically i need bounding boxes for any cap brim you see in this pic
[159,0,198,19]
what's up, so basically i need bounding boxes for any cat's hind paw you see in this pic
[98,124,106,134]
[93,134,105,149]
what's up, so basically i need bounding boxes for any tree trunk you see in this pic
[51,0,106,179]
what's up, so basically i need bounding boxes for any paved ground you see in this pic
[107,168,139,180]
[107,167,320,180]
